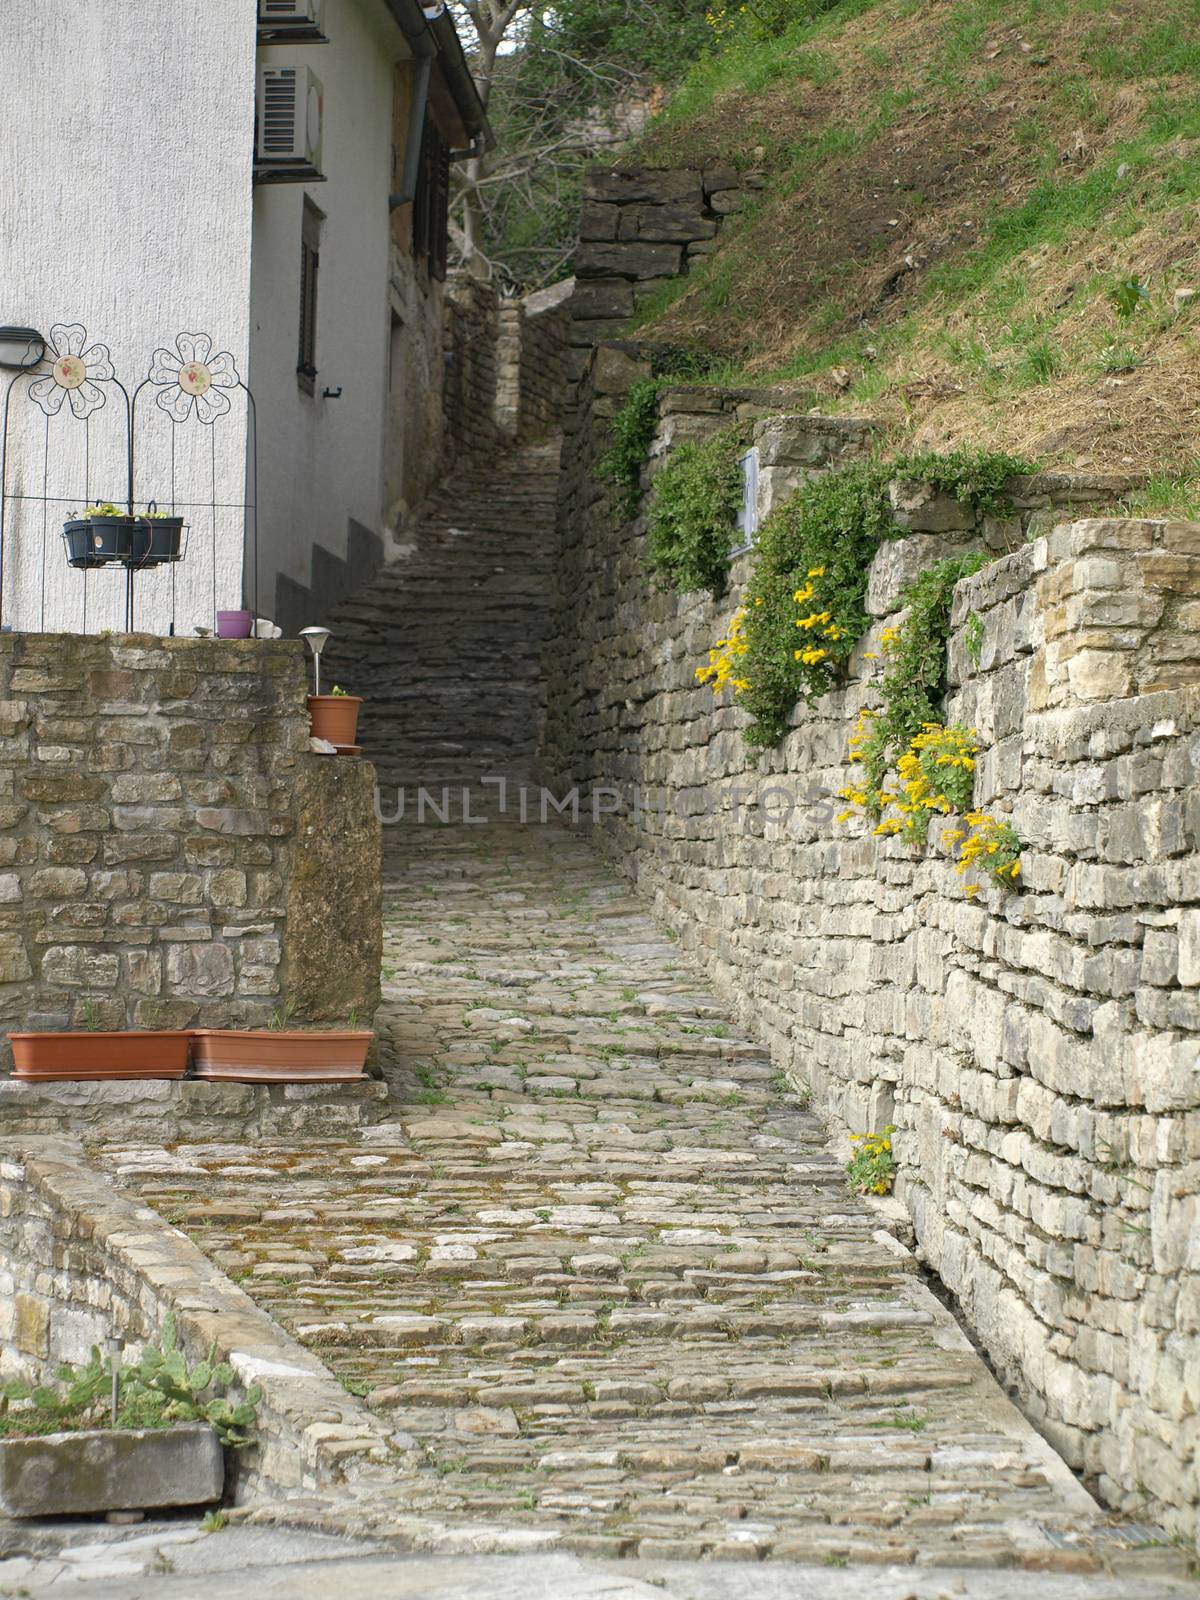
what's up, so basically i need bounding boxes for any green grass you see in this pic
[652,1,879,135]
[1119,470,1200,518]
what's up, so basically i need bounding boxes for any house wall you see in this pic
[0,0,256,638]
[541,360,1200,1544]
[251,0,446,634]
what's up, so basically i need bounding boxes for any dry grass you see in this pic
[629,0,1200,481]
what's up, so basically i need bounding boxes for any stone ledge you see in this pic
[0,1078,389,1140]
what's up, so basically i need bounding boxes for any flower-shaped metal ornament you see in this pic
[148,332,240,425]
[28,324,113,419]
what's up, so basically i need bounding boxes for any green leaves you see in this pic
[600,379,663,520]
[720,449,1033,748]
[1110,273,1151,319]
[0,1322,260,1449]
[860,552,990,808]
[645,424,747,598]
[737,460,895,746]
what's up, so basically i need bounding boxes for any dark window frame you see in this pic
[412,117,450,281]
[298,198,322,394]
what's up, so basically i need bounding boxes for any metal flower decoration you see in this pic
[28,324,113,419]
[148,332,240,425]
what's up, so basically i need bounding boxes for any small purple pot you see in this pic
[216,610,254,639]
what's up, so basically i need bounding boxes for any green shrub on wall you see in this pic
[645,424,748,598]
[600,377,663,519]
[697,447,1033,747]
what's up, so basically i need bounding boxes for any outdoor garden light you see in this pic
[300,624,331,696]
[104,1329,124,1428]
[0,326,46,370]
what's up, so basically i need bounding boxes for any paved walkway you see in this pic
[91,821,1181,1576]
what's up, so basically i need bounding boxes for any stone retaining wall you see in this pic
[0,632,381,1069]
[540,373,1200,1544]
[0,1138,394,1499]
[443,274,501,462]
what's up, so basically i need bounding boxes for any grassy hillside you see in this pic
[629,0,1200,499]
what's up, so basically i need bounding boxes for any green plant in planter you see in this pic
[266,1002,296,1032]
[120,1316,261,1448]
[78,502,126,519]
[330,685,349,697]
[1,1315,261,1448]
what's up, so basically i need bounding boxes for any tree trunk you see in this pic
[459,31,499,279]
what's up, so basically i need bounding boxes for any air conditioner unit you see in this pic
[256,65,324,174]
[258,0,325,28]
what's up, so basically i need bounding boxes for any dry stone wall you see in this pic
[540,365,1200,1544]
[0,632,381,1068]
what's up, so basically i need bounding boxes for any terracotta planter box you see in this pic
[308,693,362,748]
[191,1028,373,1083]
[0,1423,222,1517]
[9,1031,191,1081]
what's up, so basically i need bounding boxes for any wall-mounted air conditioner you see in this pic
[256,65,325,180]
[258,0,325,29]
[257,0,327,44]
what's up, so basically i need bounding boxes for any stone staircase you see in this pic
[322,438,561,799]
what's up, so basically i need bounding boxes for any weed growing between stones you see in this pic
[845,1127,897,1196]
[857,551,992,803]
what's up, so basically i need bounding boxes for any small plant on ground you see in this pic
[846,1127,897,1196]
[645,423,748,597]
[1109,273,1151,319]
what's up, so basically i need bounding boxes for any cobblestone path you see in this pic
[94,823,1176,1576]
[320,439,560,795]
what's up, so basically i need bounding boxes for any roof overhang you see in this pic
[382,0,493,153]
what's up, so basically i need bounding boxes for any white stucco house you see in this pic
[0,0,487,638]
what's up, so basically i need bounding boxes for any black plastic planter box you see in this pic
[62,516,137,568]
[137,516,184,564]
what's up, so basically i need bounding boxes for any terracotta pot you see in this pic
[9,1031,191,1081]
[191,1029,373,1083]
[307,694,362,747]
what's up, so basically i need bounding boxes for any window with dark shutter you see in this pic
[412,117,450,281]
[298,198,322,394]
